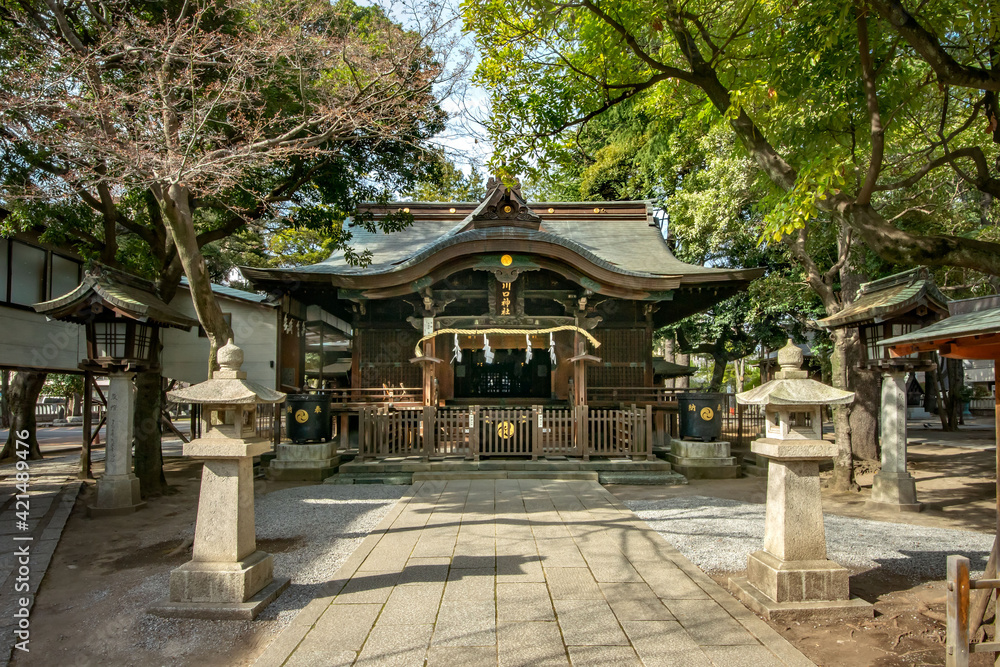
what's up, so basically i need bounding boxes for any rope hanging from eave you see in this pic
[413,325,601,359]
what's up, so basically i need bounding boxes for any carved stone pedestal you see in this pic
[869,372,922,512]
[266,441,341,481]
[667,440,741,479]
[88,371,145,517]
[729,440,873,622]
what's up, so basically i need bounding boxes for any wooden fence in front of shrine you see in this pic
[357,405,654,461]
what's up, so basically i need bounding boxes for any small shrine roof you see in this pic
[816,268,949,329]
[881,306,1000,351]
[653,359,697,377]
[34,265,198,329]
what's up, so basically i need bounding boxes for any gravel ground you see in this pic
[626,496,994,579]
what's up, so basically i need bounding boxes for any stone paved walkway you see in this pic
[0,456,81,667]
[255,479,814,667]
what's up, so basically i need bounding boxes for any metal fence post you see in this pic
[946,554,971,667]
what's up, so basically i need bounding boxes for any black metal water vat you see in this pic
[678,392,723,441]
[285,393,332,443]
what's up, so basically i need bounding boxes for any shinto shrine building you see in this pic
[243,177,761,477]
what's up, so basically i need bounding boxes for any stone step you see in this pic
[597,471,688,486]
[668,462,742,480]
[666,455,738,467]
[325,467,688,486]
[413,471,599,481]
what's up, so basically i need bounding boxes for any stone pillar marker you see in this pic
[869,371,922,512]
[730,339,873,621]
[88,370,145,516]
[151,339,288,620]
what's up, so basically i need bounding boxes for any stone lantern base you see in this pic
[87,474,145,517]
[730,573,873,623]
[154,551,290,620]
[728,439,873,622]
[266,441,341,481]
[150,439,289,620]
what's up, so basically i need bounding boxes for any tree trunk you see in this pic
[133,367,167,497]
[946,357,964,430]
[155,182,232,377]
[708,356,727,392]
[1,370,9,428]
[0,371,48,462]
[848,336,880,462]
[829,329,857,491]
[675,351,690,389]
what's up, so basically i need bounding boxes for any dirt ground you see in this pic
[12,459,313,667]
[11,419,1000,667]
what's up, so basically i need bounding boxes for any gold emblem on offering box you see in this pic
[497,421,515,439]
[700,407,714,421]
[294,409,309,423]
[314,405,322,413]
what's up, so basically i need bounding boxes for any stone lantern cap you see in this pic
[736,339,854,407]
[167,339,286,405]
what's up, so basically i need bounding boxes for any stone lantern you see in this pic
[153,339,289,620]
[33,266,198,515]
[730,340,873,621]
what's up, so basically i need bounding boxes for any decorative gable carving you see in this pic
[465,175,541,230]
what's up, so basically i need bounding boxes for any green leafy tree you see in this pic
[463,0,1000,489]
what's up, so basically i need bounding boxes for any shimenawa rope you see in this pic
[413,325,600,359]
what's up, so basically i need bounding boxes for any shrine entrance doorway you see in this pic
[453,347,551,400]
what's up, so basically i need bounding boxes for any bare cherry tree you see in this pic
[1,0,465,373]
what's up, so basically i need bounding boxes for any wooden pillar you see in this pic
[339,412,349,452]
[645,405,655,461]
[995,360,999,556]
[573,341,588,407]
[470,406,480,462]
[422,338,436,407]
[422,405,434,462]
[81,370,93,479]
[531,405,541,461]
[577,404,589,460]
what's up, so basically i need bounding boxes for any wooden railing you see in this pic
[358,404,654,461]
[320,387,422,406]
[587,388,765,448]
[587,386,680,406]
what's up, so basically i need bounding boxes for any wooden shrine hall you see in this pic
[243,176,761,476]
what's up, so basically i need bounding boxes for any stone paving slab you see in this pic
[0,457,81,667]
[255,479,815,667]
